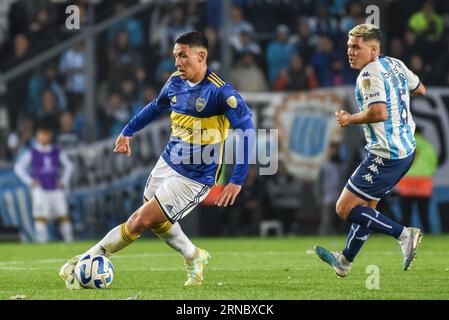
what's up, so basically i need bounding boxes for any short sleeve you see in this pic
[218,84,252,127]
[360,71,387,107]
[396,59,421,91]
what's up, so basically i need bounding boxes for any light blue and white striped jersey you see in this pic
[355,55,420,159]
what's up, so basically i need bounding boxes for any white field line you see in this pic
[0,251,316,266]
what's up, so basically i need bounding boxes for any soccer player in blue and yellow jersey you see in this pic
[59,31,255,289]
[314,24,426,277]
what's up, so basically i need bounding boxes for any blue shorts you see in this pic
[345,151,415,201]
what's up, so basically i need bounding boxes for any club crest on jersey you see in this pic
[171,96,177,104]
[362,79,371,90]
[226,95,238,108]
[195,98,207,112]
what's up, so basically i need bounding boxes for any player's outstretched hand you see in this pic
[335,110,351,127]
[215,183,242,207]
[113,134,132,157]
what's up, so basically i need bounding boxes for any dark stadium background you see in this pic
[1,0,448,242]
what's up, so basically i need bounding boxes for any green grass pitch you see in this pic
[1,236,448,300]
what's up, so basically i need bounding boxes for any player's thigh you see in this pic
[127,197,168,232]
[49,190,69,219]
[143,158,171,202]
[31,188,51,219]
[154,174,210,224]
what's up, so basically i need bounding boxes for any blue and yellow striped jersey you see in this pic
[122,68,253,186]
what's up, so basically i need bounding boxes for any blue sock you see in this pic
[342,223,370,262]
[347,206,404,239]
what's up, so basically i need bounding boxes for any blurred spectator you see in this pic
[6,116,34,160]
[229,5,254,44]
[154,49,177,86]
[408,1,444,63]
[273,54,318,91]
[309,4,339,39]
[229,51,268,92]
[185,0,207,31]
[57,111,81,149]
[311,35,340,87]
[120,78,142,114]
[289,17,318,64]
[108,30,143,92]
[106,93,129,137]
[408,53,431,84]
[38,89,60,131]
[408,1,444,43]
[28,6,57,50]
[107,1,143,48]
[265,161,301,234]
[203,26,221,65]
[230,26,262,61]
[14,117,74,243]
[340,1,365,34]
[389,38,405,62]
[318,141,345,235]
[28,62,67,117]
[225,166,267,236]
[59,42,86,113]
[396,126,438,233]
[4,33,32,129]
[266,24,296,85]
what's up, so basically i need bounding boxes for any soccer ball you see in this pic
[74,254,114,289]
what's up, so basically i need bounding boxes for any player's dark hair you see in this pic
[35,116,56,133]
[174,31,208,50]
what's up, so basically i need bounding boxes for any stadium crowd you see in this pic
[0,0,447,237]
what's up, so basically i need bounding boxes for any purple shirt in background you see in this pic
[30,147,61,190]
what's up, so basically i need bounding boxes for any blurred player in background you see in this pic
[59,31,255,289]
[314,24,426,277]
[14,118,74,243]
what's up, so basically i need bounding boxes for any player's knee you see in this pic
[335,202,349,220]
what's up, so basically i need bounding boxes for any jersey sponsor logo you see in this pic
[364,92,380,100]
[195,98,207,112]
[362,78,371,90]
[226,95,238,108]
[171,96,177,104]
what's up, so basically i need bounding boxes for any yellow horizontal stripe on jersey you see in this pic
[209,73,225,86]
[171,111,230,145]
[207,75,223,88]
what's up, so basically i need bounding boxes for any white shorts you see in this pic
[143,157,211,223]
[31,188,69,220]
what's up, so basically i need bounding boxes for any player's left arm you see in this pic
[215,86,256,207]
[336,71,387,127]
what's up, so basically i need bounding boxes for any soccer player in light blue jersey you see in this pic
[59,31,255,288]
[314,24,426,277]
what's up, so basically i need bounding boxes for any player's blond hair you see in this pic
[348,24,381,44]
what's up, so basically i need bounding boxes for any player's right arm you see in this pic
[396,58,426,96]
[114,80,171,157]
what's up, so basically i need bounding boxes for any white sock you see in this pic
[154,222,196,259]
[34,220,48,243]
[86,223,139,257]
[59,220,74,243]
